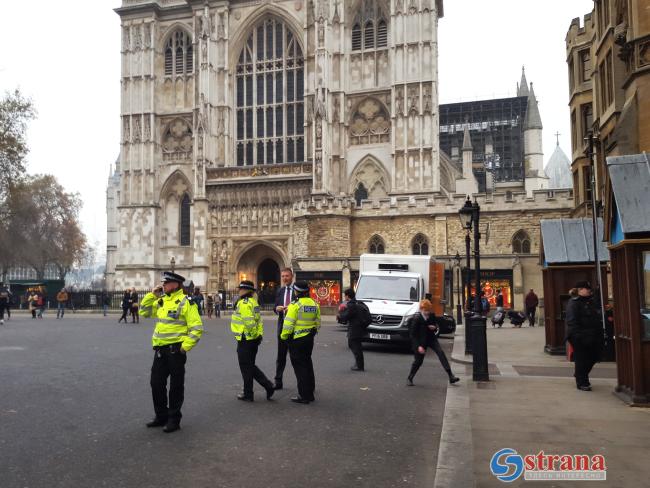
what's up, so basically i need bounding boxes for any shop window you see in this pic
[368,235,385,254]
[512,230,531,254]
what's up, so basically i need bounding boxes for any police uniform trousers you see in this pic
[275,321,289,384]
[288,332,316,401]
[237,336,273,398]
[409,338,452,380]
[571,338,602,387]
[150,342,186,424]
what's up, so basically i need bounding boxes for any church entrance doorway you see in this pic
[235,243,285,307]
[257,258,280,306]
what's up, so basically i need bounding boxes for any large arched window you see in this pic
[165,30,193,76]
[512,230,531,254]
[368,235,385,254]
[412,234,429,255]
[351,1,388,52]
[236,18,304,166]
[180,193,191,246]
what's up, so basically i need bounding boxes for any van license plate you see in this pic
[369,333,390,340]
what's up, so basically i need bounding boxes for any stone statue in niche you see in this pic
[212,240,218,263]
[144,24,151,48]
[272,205,279,225]
[217,109,225,135]
[133,118,141,142]
[200,11,211,39]
[217,14,225,39]
[423,86,432,114]
[196,161,204,191]
[409,87,419,114]
[220,241,229,262]
[395,88,404,116]
[231,206,239,227]
[202,41,208,64]
[251,205,258,224]
[283,206,290,226]
[197,128,204,157]
[123,118,130,142]
[143,118,151,141]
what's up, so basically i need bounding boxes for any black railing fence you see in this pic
[8,289,279,313]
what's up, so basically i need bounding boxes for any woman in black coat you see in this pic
[118,290,130,323]
[407,299,459,386]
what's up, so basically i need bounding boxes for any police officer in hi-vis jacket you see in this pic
[139,271,203,433]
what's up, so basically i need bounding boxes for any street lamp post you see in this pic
[459,197,489,381]
[454,251,463,326]
[459,199,473,355]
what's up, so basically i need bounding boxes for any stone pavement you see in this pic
[434,323,650,488]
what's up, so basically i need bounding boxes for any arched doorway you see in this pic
[235,243,286,306]
[257,258,280,305]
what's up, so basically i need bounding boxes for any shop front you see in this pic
[295,271,342,311]
[467,269,514,310]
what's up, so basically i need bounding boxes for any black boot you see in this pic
[162,421,181,433]
[407,375,414,386]
[237,393,254,402]
[146,418,167,428]
[447,370,460,384]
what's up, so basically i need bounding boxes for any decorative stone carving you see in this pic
[133,25,142,50]
[144,24,151,48]
[123,117,130,142]
[408,86,419,115]
[423,85,432,114]
[396,0,404,14]
[395,87,404,117]
[143,117,151,141]
[349,98,391,145]
[409,0,418,15]
[133,117,141,142]
[123,26,130,51]
[351,157,390,197]
[200,11,211,39]
[162,119,193,158]
[217,13,226,39]
[212,240,218,263]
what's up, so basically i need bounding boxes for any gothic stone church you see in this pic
[106,0,573,310]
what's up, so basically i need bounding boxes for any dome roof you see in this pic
[545,144,572,189]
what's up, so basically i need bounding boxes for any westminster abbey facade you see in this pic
[107,0,572,311]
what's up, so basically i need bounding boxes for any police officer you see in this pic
[281,281,320,404]
[230,280,275,402]
[566,281,604,391]
[139,271,203,433]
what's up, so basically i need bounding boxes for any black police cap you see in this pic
[293,281,310,293]
[238,280,256,291]
[161,271,186,284]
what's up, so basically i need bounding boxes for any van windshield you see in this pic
[356,275,420,302]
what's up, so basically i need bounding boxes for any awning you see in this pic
[541,218,609,264]
[607,153,650,234]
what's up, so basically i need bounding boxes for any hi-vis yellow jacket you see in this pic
[139,289,203,351]
[231,296,263,341]
[281,297,321,340]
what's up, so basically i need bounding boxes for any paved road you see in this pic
[0,314,451,488]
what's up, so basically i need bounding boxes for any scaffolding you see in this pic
[439,96,529,184]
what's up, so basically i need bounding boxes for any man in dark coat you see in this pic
[524,289,539,326]
[566,281,604,391]
[273,268,294,390]
[337,288,366,371]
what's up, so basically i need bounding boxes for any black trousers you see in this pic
[288,333,315,401]
[572,340,600,387]
[275,322,289,384]
[348,337,364,369]
[526,307,536,326]
[119,308,129,323]
[150,343,186,424]
[0,304,6,320]
[130,307,139,323]
[409,339,452,380]
[237,337,273,398]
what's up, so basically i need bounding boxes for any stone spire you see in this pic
[525,82,543,130]
[517,66,529,97]
[545,144,572,189]
[462,122,473,151]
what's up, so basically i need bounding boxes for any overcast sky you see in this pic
[0,0,594,253]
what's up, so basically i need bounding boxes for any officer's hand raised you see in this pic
[153,285,163,295]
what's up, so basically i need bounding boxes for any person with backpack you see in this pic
[479,291,490,317]
[337,288,372,372]
[407,299,460,386]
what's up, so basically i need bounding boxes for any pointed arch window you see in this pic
[180,193,191,246]
[235,18,304,166]
[512,230,531,254]
[412,234,429,256]
[165,30,193,76]
[354,183,368,206]
[369,235,386,254]
[352,1,388,52]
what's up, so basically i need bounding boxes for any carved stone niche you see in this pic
[349,97,391,145]
[162,118,193,162]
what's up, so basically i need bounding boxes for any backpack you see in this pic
[356,301,373,328]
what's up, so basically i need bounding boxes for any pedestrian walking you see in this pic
[118,290,130,323]
[495,289,504,312]
[273,267,294,390]
[139,271,203,433]
[214,293,222,318]
[566,281,604,391]
[56,288,68,319]
[193,288,204,316]
[36,292,45,318]
[206,293,214,319]
[525,288,539,327]
[480,291,490,317]
[28,291,38,319]
[0,283,11,325]
[407,299,460,386]
[337,288,371,371]
[101,290,111,316]
[230,280,275,402]
[281,281,321,404]
[130,288,139,323]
